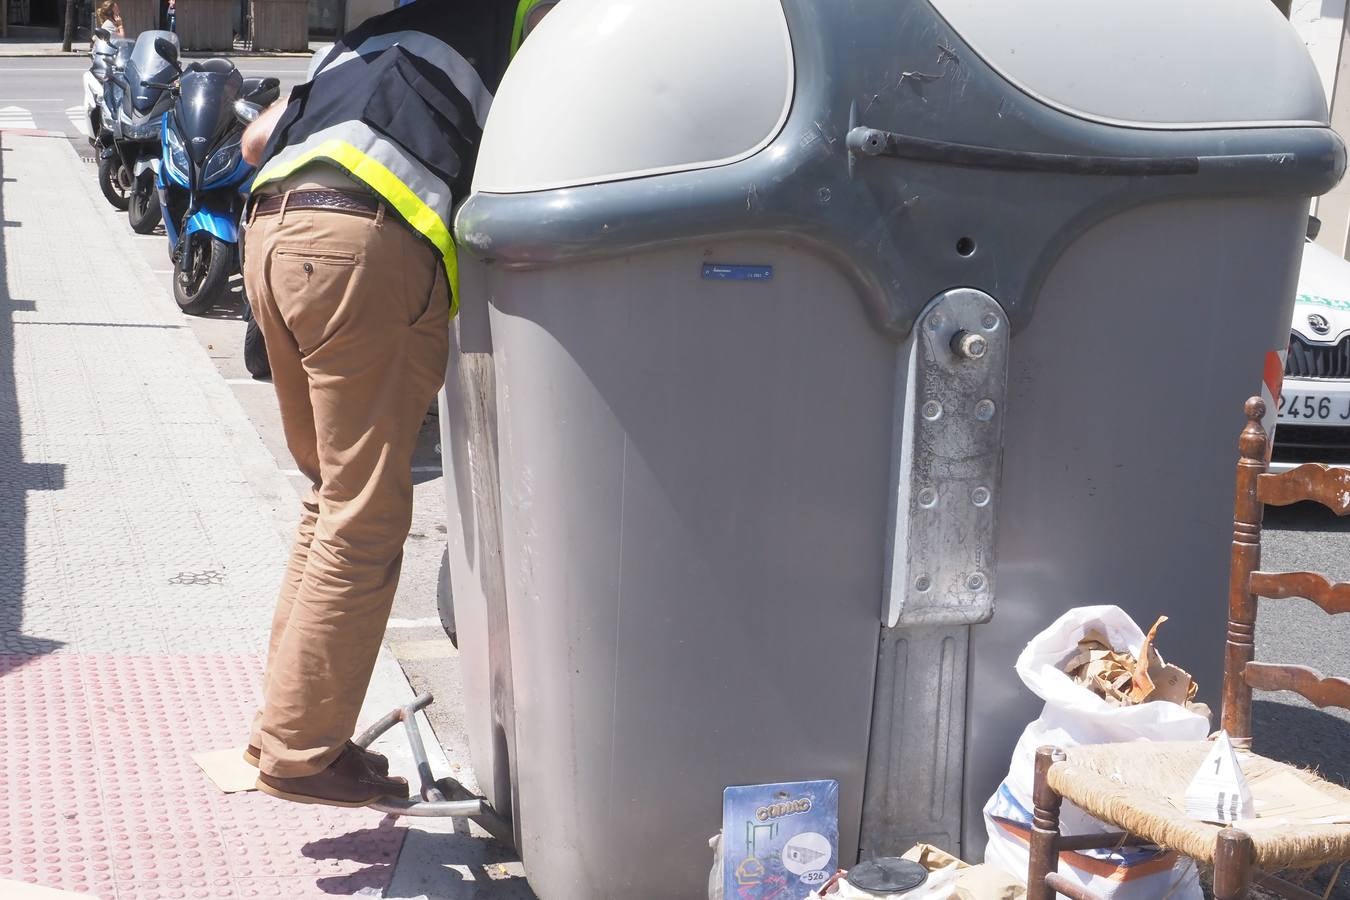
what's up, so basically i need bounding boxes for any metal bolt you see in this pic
[915,575,932,592]
[951,330,987,360]
[971,486,991,507]
[966,572,986,591]
[817,187,832,205]
[975,399,996,421]
[921,400,943,421]
[981,312,999,331]
[917,487,938,508]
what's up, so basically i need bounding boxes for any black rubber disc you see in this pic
[845,857,929,893]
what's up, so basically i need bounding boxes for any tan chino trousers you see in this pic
[242,196,449,778]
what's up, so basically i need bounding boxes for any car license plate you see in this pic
[1277,393,1350,423]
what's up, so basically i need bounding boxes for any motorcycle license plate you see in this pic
[1278,393,1350,424]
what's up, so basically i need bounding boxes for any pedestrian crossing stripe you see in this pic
[67,105,89,137]
[0,106,38,131]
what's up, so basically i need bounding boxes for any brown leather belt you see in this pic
[251,189,381,219]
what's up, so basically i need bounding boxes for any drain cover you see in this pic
[845,857,928,894]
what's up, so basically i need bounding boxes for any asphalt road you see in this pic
[3,54,1346,895]
[0,56,313,139]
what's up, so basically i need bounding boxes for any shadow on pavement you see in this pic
[1252,699,1350,899]
[302,818,534,897]
[0,133,65,664]
[382,828,535,899]
[1263,500,1350,533]
[302,818,405,894]
[189,272,248,321]
[1253,698,1350,788]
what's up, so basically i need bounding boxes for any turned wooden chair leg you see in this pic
[1213,828,1255,900]
[1028,745,1067,900]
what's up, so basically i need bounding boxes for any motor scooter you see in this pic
[89,28,135,210]
[150,40,279,314]
[108,30,179,234]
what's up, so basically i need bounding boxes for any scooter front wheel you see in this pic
[98,156,131,211]
[127,175,162,234]
[173,232,234,315]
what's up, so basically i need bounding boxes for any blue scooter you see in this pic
[149,39,278,314]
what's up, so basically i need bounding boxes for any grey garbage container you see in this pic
[438,0,1344,897]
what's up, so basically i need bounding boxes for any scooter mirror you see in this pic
[233,99,262,124]
[93,27,111,41]
[154,37,181,70]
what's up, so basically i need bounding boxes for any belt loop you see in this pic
[279,189,293,225]
[374,202,386,227]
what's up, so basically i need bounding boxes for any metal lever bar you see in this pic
[353,692,493,820]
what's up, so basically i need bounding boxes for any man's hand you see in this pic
[243,99,289,167]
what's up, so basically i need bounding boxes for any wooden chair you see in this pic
[1025,397,1350,900]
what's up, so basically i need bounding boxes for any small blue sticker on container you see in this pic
[702,263,774,282]
[723,780,839,899]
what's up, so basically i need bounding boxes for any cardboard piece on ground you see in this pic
[1242,769,1350,827]
[902,843,1027,899]
[956,865,1027,900]
[191,747,259,793]
[0,880,96,898]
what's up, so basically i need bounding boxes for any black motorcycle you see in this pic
[149,41,279,314]
[89,28,135,210]
[108,30,179,234]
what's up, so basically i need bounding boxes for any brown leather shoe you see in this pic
[244,741,389,775]
[256,743,409,808]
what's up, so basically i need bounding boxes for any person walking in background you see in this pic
[97,0,123,36]
[166,0,176,33]
[234,0,547,808]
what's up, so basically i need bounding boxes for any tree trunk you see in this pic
[61,0,77,50]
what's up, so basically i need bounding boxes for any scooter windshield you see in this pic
[177,67,244,165]
[113,40,134,72]
[126,30,180,115]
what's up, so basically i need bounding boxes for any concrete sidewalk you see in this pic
[0,129,526,898]
[0,43,86,56]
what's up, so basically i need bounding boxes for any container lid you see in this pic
[927,0,1326,128]
[472,0,794,194]
[845,858,929,894]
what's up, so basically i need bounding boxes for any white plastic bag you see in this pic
[709,833,724,900]
[983,605,1208,900]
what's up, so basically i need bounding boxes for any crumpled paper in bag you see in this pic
[1060,615,1202,709]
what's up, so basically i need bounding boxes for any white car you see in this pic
[1274,238,1350,462]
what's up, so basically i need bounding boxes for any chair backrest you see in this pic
[1222,396,1350,744]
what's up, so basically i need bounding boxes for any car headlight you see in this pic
[164,124,190,181]
[202,137,244,187]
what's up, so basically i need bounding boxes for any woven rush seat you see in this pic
[1047,741,1350,872]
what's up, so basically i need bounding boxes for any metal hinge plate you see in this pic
[886,289,1008,627]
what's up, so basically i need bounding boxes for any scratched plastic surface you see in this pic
[0,654,407,899]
